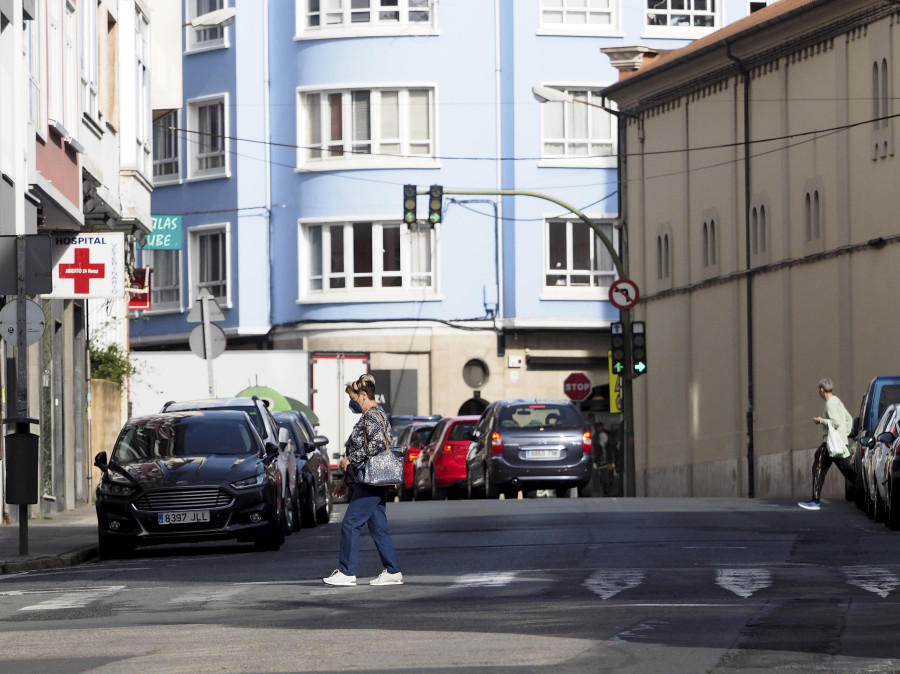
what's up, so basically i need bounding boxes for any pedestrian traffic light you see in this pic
[631,321,647,376]
[610,322,626,375]
[403,185,417,225]
[428,185,443,225]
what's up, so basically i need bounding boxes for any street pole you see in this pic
[201,292,215,398]
[433,188,637,496]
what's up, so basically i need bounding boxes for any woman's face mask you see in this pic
[348,399,363,414]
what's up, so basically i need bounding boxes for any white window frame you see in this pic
[25,1,46,137]
[80,0,99,125]
[538,0,622,37]
[187,93,230,180]
[537,84,617,168]
[541,216,618,300]
[186,0,230,53]
[153,110,181,185]
[642,0,721,39]
[48,0,63,133]
[297,217,440,303]
[63,1,78,139]
[297,85,438,171]
[188,223,231,307]
[140,248,183,313]
[135,8,151,177]
[295,0,437,40]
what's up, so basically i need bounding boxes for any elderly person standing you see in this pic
[798,377,856,511]
[323,374,403,586]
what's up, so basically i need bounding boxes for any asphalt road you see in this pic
[0,496,898,673]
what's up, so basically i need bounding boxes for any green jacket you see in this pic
[820,395,853,445]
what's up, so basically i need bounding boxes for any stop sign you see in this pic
[563,372,592,401]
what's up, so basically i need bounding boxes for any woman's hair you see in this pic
[345,373,376,399]
[818,377,834,392]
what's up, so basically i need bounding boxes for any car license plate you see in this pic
[158,510,210,525]
[525,449,561,459]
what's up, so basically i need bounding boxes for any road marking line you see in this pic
[584,569,645,600]
[167,586,247,604]
[18,585,124,612]
[452,572,517,588]
[844,566,900,598]
[716,568,772,598]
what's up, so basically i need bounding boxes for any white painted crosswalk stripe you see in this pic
[167,586,248,605]
[843,566,900,598]
[584,569,646,600]
[716,569,772,598]
[451,572,518,588]
[18,585,125,612]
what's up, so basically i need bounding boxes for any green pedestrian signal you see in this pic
[403,184,417,224]
[631,321,647,376]
[428,185,443,225]
[610,322,626,374]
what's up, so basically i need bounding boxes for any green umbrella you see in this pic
[236,385,291,412]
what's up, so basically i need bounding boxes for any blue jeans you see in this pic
[338,482,401,576]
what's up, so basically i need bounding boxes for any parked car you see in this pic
[274,410,333,527]
[388,414,442,445]
[94,410,284,558]
[161,396,297,537]
[882,435,900,530]
[411,415,479,500]
[850,376,900,509]
[861,404,900,521]
[396,422,437,501]
[466,400,594,499]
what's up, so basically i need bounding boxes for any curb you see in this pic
[0,545,98,574]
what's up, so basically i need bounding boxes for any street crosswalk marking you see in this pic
[716,569,772,598]
[584,569,646,600]
[843,566,900,598]
[168,586,248,605]
[451,572,518,588]
[18,585,124,612]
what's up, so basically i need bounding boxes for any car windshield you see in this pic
[112,418,257,460]
[447,421,476,441]
[411,426,435,447]
[498,404,581,430]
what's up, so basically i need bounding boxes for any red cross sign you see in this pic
[58,248,106,294]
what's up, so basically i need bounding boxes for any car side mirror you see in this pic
[278,427,290,449]
[877,432,895,445]
[313,435,329,448]
[264,441,280,462]
[94,451,109,472]
[861,435,876,449]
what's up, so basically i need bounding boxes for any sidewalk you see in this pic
[0,504,98,574]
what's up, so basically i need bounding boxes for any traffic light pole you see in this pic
[418,187,637,496]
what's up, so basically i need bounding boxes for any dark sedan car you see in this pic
[274,410,333,527]
[465,399,594,499]
[94,410,284,559]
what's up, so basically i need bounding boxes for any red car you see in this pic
[412,416,480,500]
[396,422,437,501]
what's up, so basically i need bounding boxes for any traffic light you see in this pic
[403,184,417,225]
[631,321,647,376]
[610,322,626,375]
[428,185,443,225]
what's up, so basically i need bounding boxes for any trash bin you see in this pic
[5,432,38,505]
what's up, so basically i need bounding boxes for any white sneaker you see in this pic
[323,570,356,586]
[369,570,403,586]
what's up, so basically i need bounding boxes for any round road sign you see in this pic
[0,300,46,347]
[189,323,227,360]
[609,278,640,310]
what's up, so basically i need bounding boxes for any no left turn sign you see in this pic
[609,278,640,310]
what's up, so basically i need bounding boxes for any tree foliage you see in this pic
[89,342,136,385]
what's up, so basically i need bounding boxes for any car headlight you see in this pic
[98,480,136,497]
[231,473,266,490]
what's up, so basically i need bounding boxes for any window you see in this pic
[80,0,99,123]
[187,94,228,179]
[702,220,717,267]
[804,191,820,242]
[645,0,719,33]
[142,249,182,311]
[299,87,434,168]
[300,0,434,37]
[48,0,62,130]
[25,2,44,130]
[802,181,825,254]
[656,224,672,289]
[749,1,772,12]
[751,205,766,255]
[63,1,77,136]
[99,8,118,129]
[135,9,150,175]
[187,0,229,52]
[539,86,615,164]
[301,220,436,298]
[872,58,893,159]
[540,0,619,34]
[544,219,616,292]
[153,111,180,183]
[190,225,229,303]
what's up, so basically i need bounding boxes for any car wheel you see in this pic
[315,488,333,524]
[283,488,295,537]
[467,468,484,499]
[291,481,302,533]
[865,486,875,520]
[431,469,447,501]
[875,488,886,523]
[889,480,900,531]
[485,466,501,499]
[555,487,572,499]
[98,533,134,560]
[302,485,318,529]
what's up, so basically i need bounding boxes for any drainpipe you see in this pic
[726,41,755,499]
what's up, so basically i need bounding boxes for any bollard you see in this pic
[5,432,39,505]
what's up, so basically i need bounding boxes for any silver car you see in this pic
[861,403,900,522]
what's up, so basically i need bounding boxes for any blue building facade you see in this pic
[138,0,769,417]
